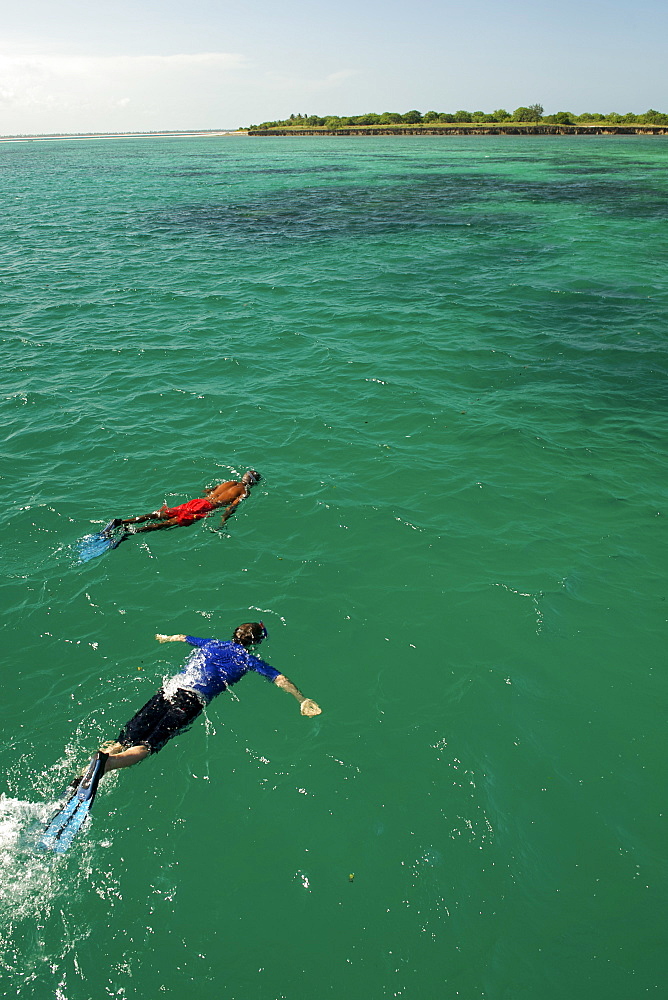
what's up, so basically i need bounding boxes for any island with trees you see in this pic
[244,105,668,135]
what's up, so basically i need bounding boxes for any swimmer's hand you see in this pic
[155,633,186,643]
[274,674,321,715]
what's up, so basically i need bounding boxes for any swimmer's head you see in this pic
[233,621,268,646]
[242,470,261,487]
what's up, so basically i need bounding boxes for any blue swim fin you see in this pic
[78,520,128,563]
[37,752,107,853]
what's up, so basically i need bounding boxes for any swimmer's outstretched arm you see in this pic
[155,634,187,642]
[218,496,243,526]
[273,674,322,717]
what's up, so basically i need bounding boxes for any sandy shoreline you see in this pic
[0,130,247,144]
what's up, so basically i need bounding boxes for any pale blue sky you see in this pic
[1,0,666,132]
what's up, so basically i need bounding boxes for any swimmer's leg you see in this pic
[131,517,180,533]
[118,511,161,526]
[100,742,151,772]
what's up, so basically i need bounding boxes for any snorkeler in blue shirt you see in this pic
[98,622,322,773]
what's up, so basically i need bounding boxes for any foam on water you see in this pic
[0,795,57,912]
[0,793,87,992]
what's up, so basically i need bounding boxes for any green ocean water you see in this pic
[1,134,666,999]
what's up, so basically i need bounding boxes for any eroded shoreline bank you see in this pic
[247,124,668,137]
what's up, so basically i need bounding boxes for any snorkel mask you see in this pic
[233,622,268,646]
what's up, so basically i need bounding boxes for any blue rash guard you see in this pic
[165,636,281,705]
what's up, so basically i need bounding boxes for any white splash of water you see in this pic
[0,794,62,920]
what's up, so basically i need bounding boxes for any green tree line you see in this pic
[248,105,668,129]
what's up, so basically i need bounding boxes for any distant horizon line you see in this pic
[0,129,242,143]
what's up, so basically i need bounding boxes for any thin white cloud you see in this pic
[0,52,247,71]
[322,70,359,86]
[0,52,247,109]
[264,67,359,92]
[0,51,249,130]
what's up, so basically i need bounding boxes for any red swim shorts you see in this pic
[160,498,215,526]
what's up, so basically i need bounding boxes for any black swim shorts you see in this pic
[117,687,205,754]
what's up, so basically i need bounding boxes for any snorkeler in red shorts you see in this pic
[115,471,261,533]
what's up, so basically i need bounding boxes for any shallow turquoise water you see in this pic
[1,134,667,999]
